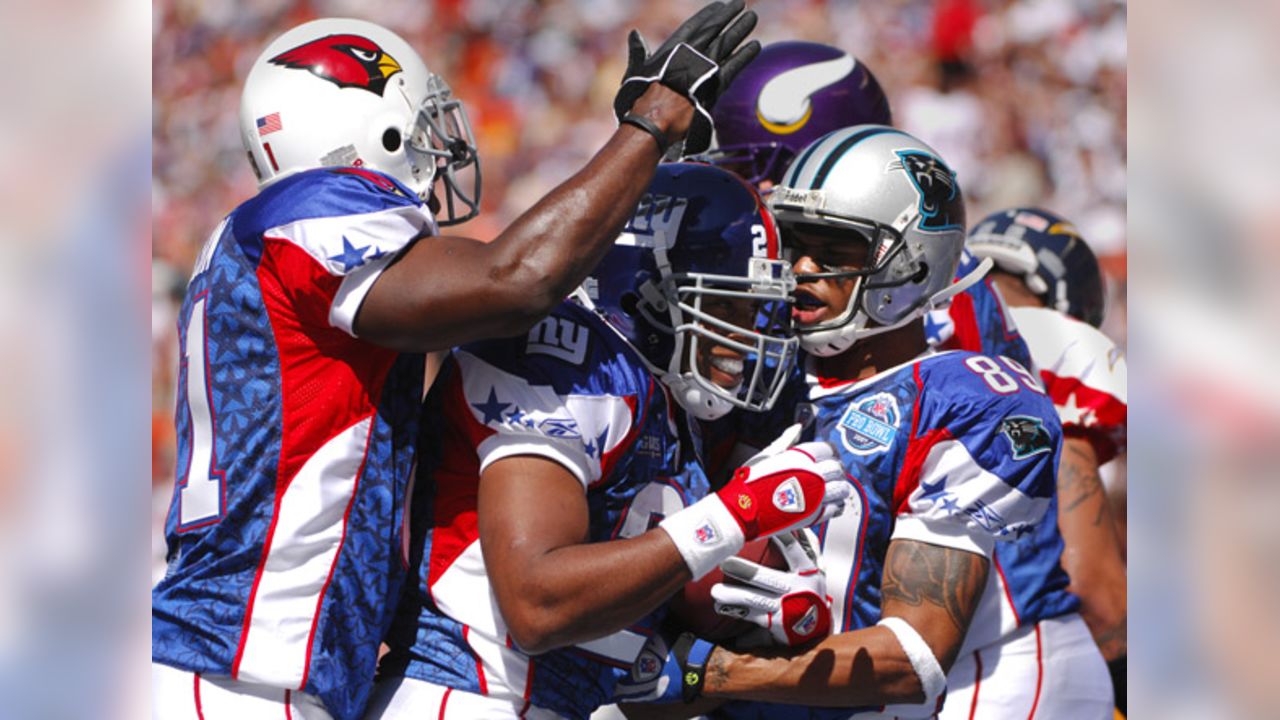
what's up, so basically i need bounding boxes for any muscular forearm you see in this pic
[702,626,924,706]
[482,87,692,325]
[1056,438,1127,660]
[699,539,987,706]
[498,529,692,654]
[353,87,692,352]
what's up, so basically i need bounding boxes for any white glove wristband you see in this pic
[877,616,947,702]
[659,494,746,580]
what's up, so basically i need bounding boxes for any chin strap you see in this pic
[927,257,992,311]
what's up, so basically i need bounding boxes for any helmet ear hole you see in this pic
[382,128,402,152]
[912,262,929,283]
[620,292,640,316]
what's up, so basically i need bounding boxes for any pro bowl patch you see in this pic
[838,392,900,454]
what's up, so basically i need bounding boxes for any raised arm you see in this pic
[355,0,761,351]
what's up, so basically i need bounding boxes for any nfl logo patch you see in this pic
[792,605,819,636]
[694,521,719,545]
[772,478,805,513]
[638,654,660,676]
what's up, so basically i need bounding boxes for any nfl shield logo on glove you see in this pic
[791,605,819,637]
[772,478,805,513]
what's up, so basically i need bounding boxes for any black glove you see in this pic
[613,0,761,155]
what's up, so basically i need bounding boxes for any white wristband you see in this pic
[877,616,947,702]
[659,494,746,580]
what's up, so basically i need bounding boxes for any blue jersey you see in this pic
[927,254,1083,643]
[382,302,711,720]
[718,350,1064,720]
[152,167,435,720]
[926,249,1034,373]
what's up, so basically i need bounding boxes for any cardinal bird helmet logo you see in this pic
[269,34,404,96]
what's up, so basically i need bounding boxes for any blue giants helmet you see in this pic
[580,163,798,421]
[708,41,892,187]
[966,207,1107,327]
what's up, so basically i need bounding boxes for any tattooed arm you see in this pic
[698,540,988,706]
[1056,437,1128,660]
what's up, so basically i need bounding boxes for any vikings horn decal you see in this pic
[270,34,403,96]
[893,150,962,232]
[756,54,856,134]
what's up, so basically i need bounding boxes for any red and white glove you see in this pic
[660,426,848,579]
[711,530,832,647]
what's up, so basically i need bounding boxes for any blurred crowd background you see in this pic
[152,0,1130,520]
[151,1,1132,705]
[0,0,1274,717]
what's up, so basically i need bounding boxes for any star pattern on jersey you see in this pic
[924,310,951,344]
[918,475,948,505]
[329,236,372,272]
[584,427,610,459]
[940,496,960,513]
[506,408,525,425]
[472,387,511,425]
[1056,392,1096,427]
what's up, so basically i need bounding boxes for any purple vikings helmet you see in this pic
[709,41,892,187]
[581,163,798,421]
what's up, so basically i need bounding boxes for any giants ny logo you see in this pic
[617,194,688,250]
[528,316,588,365]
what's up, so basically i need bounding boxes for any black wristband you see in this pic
[620,112,670,156]
[673,633,710,704]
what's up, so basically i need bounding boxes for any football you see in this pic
[668,537,789,641]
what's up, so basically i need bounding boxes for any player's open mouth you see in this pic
[792,288,828,326]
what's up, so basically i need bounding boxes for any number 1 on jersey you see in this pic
[177,295,225,529]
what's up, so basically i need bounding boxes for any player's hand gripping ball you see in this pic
[712,529,832,647]
[668,536,790,641]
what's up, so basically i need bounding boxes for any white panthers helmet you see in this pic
[769,125,968,356]
[239,18,481,224]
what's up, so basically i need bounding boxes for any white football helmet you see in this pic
[239,18,481,224]
[769,125,973,356]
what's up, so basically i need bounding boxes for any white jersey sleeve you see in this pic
[452,349,641,489]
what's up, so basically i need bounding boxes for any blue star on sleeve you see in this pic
[918,475,948,504]
[584,427,610,459]
[329,236,371,272]
[472,388,511,425]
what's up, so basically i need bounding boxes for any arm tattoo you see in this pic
[880,540,988,633]
[1094,616,1128,658]
[1059,442,1108,526]
[705,647,731,693]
